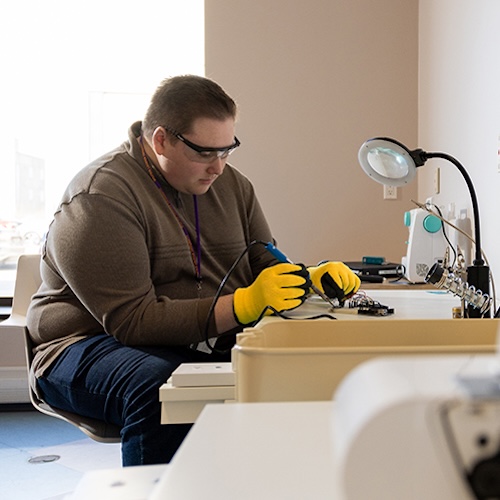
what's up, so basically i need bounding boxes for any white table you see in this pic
[283,288,461,320]
[160,289,463,423]
[67,464,167,500]
[150,401,342,499]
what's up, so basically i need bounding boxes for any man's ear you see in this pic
[151,126,169,155]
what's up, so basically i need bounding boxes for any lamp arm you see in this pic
[424,151,483,266]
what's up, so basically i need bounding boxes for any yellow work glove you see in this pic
[233,263,311,325]
[308,262,360,301]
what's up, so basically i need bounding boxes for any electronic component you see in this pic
[346,292,394,316]
[358,305,394,316]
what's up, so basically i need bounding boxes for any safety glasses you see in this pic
[163,126,240,163]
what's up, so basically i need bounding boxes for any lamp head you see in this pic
[358,137,427,187]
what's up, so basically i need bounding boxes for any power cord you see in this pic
[203,240,336,354]
[203,240,260,354]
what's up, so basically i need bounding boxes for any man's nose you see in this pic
[207,157,225,175]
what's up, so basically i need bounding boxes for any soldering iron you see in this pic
[263,242,338,308]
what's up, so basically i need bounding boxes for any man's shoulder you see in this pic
[60,146,144,204]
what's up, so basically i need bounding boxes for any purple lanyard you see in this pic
[139,137,202,286]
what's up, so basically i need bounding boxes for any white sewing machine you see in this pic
[402,207,447,282]
[334,351,500,500]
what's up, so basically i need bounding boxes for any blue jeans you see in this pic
[37,334,230,466]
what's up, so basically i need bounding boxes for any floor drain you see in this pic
[28,454,61,464]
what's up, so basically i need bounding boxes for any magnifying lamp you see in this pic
[358,137,489,318]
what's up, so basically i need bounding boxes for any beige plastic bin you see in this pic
[232,318,500,402]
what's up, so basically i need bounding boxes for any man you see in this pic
[27,75,359,465]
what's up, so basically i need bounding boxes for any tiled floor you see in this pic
[0,408,122,500]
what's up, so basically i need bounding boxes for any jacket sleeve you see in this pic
[34,192,213,347]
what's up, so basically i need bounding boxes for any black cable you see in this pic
[431,203,457,268]
[203,240,261,354]
[388,264,407,283]
[202,240,337,354]
[252,305,337,323]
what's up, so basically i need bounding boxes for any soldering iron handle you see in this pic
[263,241,337,307]
[264,243,292,264]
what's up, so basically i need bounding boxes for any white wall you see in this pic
[205,0,418,266]
[419,0,500,295]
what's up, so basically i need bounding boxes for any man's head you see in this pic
[141,75,240,195]
[142,75,237,139]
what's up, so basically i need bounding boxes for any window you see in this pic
[0,0,204,296]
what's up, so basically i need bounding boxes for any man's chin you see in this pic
[195,180,215,194]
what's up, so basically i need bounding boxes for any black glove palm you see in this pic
[308,262,361,301]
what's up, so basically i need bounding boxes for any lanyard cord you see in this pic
[139,136,202,286]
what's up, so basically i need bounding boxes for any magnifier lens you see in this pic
[367,147,410,180]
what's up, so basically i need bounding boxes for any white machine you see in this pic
[402,207,448,283]
[334,353,500,500]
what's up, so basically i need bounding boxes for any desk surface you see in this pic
[153,291,469,498]
[274,288,461,321]
[159,289,463,423]
[150,401,342,500]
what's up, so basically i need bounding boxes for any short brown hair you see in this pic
[142,75,237,139]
